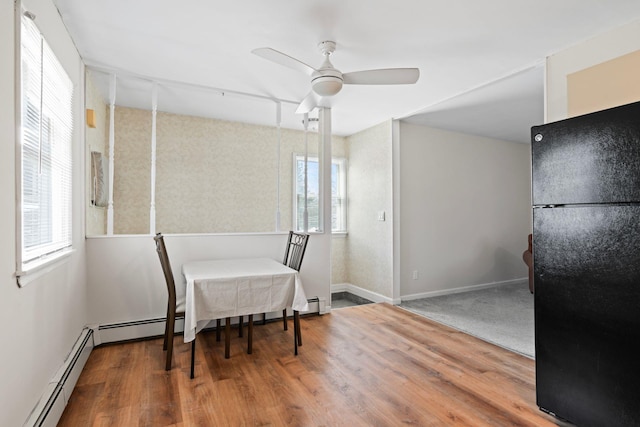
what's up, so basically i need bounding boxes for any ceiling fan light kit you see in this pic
[311,73,343,96]
[252,40,419,114]
[311,75,343,96]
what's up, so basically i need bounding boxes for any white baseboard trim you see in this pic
[25,328,94,427]
[330,283,401,307]
[400,277,528,302]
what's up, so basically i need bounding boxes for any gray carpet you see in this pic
[400,282,534,358]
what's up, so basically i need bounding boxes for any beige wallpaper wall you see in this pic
[156,113,279,233]
[343,120,394,297]
[109,106,346,236]
[85,70,108,236]
[331,235,348,284]
[113,107,152,234]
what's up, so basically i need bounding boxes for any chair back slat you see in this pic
[283,231,309,271]
[154,233,177,308]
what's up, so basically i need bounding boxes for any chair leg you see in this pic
[190,339,196,379]
[262,312,267,325]
[282,308,288,331]
[165,311,176,371]
[238,315,243,337]
[293,310,298,356]
[225,317,231,359]
[163,306,171,351]
[247,314,253,355]
[294,310,302,347]
[216,319,221,342]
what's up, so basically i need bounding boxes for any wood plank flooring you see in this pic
[58,303,565,426]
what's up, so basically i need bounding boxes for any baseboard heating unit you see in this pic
[24,328,94,427]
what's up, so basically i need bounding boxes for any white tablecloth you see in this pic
[181,257,309,342]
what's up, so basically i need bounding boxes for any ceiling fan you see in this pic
[252,41,420,114]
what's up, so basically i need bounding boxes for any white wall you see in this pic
[85,70,108,235]
[85,233,330,328]
[398,123,531,298]
[546,18,640,122]
[0,0,88,425]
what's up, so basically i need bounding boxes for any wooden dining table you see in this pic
[181,257,309,376]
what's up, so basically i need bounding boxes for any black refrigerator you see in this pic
[532,100,640,427]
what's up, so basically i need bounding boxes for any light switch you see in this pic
[377,211,385,221]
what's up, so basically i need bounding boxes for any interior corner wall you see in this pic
[344,120,394,298]
[85,70,108,235]
[546,18,640,123]
[0,0,88,425]
[398,122,531,298]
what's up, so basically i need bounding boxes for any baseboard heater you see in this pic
[93,297,326,345]
[306,296,325,315]
[24,328,94,427]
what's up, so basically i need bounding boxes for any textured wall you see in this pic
[110,107,347,236]
[155,113,279,233]
[331,235,348,284]
[113,107,152,234]
[344,120,394,297]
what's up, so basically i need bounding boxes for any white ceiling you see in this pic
[53,0,640,141]
[403,65,544,143]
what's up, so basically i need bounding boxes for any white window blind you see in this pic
[19,11,73,269]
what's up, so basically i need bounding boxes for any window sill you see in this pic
[16,248,75,288]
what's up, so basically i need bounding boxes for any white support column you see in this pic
[106,74,116,235]
[319,108,332,235]
[275,102,282,232]
[150,82,158,235]
[303,113,309,232]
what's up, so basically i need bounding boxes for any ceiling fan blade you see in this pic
[342,68,420,85]
[252,47,316,76]
[295,92,319,115]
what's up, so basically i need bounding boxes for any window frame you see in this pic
[292,154,347,234]
[15,6,74,285]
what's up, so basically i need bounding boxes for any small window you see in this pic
[17,10,73,274]
[293,156,347,233]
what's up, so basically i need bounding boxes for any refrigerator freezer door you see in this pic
[534,205,640,426]
[531,101,640,206]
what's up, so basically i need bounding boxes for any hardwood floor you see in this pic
[58,303,564,426]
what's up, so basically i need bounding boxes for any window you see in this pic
[294,156,346,233]
[18,10,73,273]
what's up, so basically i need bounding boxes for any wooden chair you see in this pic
[153,233,193,376]
[154,233,250,378]
[264,231,309,354]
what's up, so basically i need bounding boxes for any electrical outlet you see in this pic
[377,211,385,221]
[412,270,419,280]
